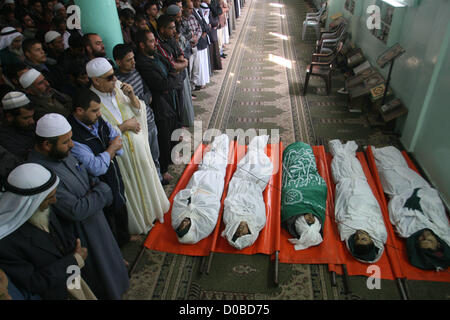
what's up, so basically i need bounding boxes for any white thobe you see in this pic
[91,81,170,234]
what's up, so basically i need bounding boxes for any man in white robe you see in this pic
[171,134,230,244]
[222,135,273,250]
[86,58,170,235]
[329,140,387,263]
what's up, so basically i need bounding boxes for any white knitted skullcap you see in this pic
[45,30,61,43]
[36,113,72,138]
[86,57,113,78]
[19,68,41,89]
[2,91,30,110]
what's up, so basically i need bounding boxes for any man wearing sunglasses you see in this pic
[87,57,170,237]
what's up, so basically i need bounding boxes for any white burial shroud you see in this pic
[371,146,450,246]
[222,135,274,250]
[172,134,230,244]
[329,140,387,263]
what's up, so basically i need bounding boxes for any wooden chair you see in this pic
[303,42,344,96]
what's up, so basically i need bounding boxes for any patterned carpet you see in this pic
[121,0,450,300]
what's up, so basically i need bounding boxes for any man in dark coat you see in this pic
[0,163,92,300]
[0,91,35,160]
[135,29,183,178]
[28,113,129,300]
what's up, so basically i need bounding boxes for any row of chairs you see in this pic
[303,19,348,95]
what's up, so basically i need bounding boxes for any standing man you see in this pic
[113,44,166,184]
[69,89,131,248]
[28,113,129,299]
[192,0,211,90]
[135,30,183,185]
[0,163,96,300]
[182,0,202,92]
[87,57,170,235]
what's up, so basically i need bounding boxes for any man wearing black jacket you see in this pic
[135,29,183,179]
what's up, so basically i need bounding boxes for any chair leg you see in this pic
[302,22,307,40]
[326,73,331,95]
[315,26,320,40]
[303,71,310,95]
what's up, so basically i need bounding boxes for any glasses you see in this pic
[101,74,116,81]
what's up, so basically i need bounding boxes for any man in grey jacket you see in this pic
[28,113,129,300]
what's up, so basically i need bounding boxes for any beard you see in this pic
[145,47,157,56]
[9,45,23,57]
[49,145,71,160]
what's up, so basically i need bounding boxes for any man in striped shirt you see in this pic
[113,44,170,184]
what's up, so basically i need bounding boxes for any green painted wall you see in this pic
[75,0,124,61]
[324,0,450,206]
[411,21,450,208]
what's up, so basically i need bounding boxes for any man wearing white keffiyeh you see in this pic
[0,163,96,300]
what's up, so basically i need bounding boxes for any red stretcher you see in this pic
[325,152,396,281]
[142,141,236,257]
[365,146,450,283]
[140,141,283,283]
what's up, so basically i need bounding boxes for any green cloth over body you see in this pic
[281,142,327,230]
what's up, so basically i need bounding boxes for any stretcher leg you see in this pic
[342,264,351,295]
[330,271,337,287]
[274,251,279,286]
[200,255,208,274]
[397,278,409,300]
[206,252,214,275]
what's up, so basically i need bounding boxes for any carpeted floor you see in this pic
[121,0,450,300]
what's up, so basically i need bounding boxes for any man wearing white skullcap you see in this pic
[88,57,170,235]
[0,91,35,160]
[0,27,24,67]
[28,113,129,299]
[44,31,65,63]
[0,163,97,300]
[20,68,72,120]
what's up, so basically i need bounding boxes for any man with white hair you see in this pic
[0,27,25,67]
[28,113,129,299]
[19,68,72,120]
[0,91,35,160]
[0,163,95,300]
[87,57,170,235]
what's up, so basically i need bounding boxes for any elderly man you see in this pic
[69,88,131,248]
[113,44,165,184]
[0,92,35,160]
[0,163,95,300]
[28,113,129,299]
[87,57,170,235]
[0,27,25,67]
[19,68,72,120]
